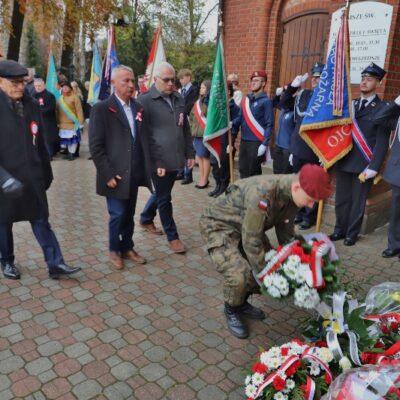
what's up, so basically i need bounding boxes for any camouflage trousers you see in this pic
[200,218,260,306]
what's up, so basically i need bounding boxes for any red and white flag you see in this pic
[143,25,166,91]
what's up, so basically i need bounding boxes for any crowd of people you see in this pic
[0,56,399,339]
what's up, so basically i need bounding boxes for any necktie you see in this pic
[13,101,24,117]
[359,99,368,112]
[181,88,186,97]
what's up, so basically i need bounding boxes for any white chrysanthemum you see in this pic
[252,372,264,386]
[265,249,277,262]
[287,255,301,265]
[280,284,289,296]
[275,275,289,291]
[267,357,282,370]
[295,263,310,284]
[268,347,281,357]
[309,362,321,376]
[267,285,281,298]
[285,379,295,390]
[318,348,334,363]
[282,263,297,280]
[339,356,352,371]
[245,384,257,398]
[294,288,305,306]
[263,274,274,287]
[276,370,287,380]
[274,392,288,400]
[245,375,252,386]
[259,352,269,366]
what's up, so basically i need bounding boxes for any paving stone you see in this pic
[98,329,122,343]
[10,310,33,323]
[144,346,169,362]
[72,380,102,400]
[103,382,133,400]
[172,347,197,363]
[25,357,53,375]
[198,385,227,400]
[0,375,10,391]
[0,324,21,337]
[72,327,97,341]
[111,362,137,380]
[139,363,167,382]
[64,343,90,358]
[0,355,24,373]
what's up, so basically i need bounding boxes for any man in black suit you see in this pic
[0,60,81,280]
[177,68,198,184]
[372,96,400,258]
[330,63,391,246]
[89,65,152,270]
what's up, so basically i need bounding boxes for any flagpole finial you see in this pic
[345,0,351,9]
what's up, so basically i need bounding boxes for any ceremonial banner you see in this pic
[143,25,166,91]
[203,38,229,165]
[87,43,102,105]
[300,9,353,168]
[99,26,119,100]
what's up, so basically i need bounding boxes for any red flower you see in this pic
[272,376,286,391]
[316,340,328,348]
[108,107,117,113]
[324,371,332,384]
[300,384,307,396]
[281,347,289,356]
[286,360,301,376]
[390,322,399,331]
[381,325,390,335]
[361,352,379,365]
[251,362,268,374]
[291,339,305,346]
[374,340,385,349]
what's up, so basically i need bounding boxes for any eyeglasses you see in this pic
[159,77,175,83]
[5,78,25,86]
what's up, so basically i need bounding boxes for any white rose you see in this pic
[339,356,352,371]
[318,348,334,363]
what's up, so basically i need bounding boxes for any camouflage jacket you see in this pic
[201,175,298,272]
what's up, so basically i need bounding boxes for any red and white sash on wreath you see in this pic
[351,101,373,162]
[193,99,206,129]
[242,96,264,142]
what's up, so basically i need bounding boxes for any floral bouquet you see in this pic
[257,235,340,310]
[245,339,337,400]
[321,364,400,400]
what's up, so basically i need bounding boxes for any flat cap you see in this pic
[311,62,325,77]
[361,62,386,81]
[299,164,332,200]
[250,71,267,80]
[0,60,28,78]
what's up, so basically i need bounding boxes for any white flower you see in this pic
[259,352,269,366]
[282,263,297,280]
[280,285,289,296]
[287,255,301,265]
[295,264,309,284]
[252,372,264,386]
[263,274,274,287]
[339,356,352,371]
[268,346,281,357]
[318,348,334,363]
[267,357,282,370]
[267,285,281,298]
[276,370,287,380]
[245,384,257,398]
[285,378,295,390]
[309,363,321,376]
[245,375,252,386]
[265,249,277,262]
[274,392,288,400]
[275,275,289,292]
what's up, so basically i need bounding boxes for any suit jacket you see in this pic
[33,90,59,145]
[336,96,390,174]
[0,90,53,223]
[89,94,152,199]
[373,101,400,187]
[137,85,195,171]
[182,84,198,115]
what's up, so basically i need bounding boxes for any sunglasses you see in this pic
[159,77,175,83]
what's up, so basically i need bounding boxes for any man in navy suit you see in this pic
[90,65,152,270]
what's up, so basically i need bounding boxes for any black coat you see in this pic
[182,84,198,115]
[373,101,400,186]
[137,85,195,172]
[33,90,59,145]
[89,94,152,199]
[280,85,318,163]
[0,90,53,223]
[336,96,390,174]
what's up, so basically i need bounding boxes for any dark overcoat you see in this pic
[89,94,152,199]
[0,90,53,223]
[33,89,59,145]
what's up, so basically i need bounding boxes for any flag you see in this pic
[45,50,60,100]
[88,43,102,105]
[143,25,166,91]
[99,26,119,100]
[299,8,353,168]
[203,37,229,165]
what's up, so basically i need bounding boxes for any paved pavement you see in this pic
[1,142,399,399]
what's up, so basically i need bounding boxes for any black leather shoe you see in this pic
[181,177,193,185]
[214,185,228,198]
[208,186,220,197]
[236,301,265,320]
[49,264,81,279]
[294,216,302,225]
[344,237,356,246]
[382,248,400,258]
[329,232,345,241]
[1,263,21,280]
[299,221,313,230]
[175,174,184,181]
[224,304,249,339]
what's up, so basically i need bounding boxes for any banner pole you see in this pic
[228,129,234,183]
[315,199,324,233]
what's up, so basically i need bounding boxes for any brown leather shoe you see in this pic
[169,239,186,254]
[110,252,124,270]
[121,249,146,264]
[140,222,163,235]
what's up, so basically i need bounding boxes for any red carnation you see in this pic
[390,322,399,331]
[381,325,390,335]
[374,340,385,349]
[281,347,289,356]
[300,384,307,396]
[324,371,332,384]
[361,352,378,365]
[251,362,268,374]
[316,340,328,348]
[286,360,301,376]
[272,376,286,391]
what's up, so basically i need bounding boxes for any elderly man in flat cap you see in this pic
[200,164,332,339]
[0,59,81,280]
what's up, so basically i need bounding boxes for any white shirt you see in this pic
[180,82,192,96]
[359,94,375,109]
[115,94,135,139]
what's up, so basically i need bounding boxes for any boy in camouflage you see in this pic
[200,164,332,339]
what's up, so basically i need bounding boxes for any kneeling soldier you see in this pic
[200,164,332,339]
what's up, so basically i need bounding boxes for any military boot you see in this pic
[237,300,265,320]
[208,184,220,197]
[214,183,228,197]
[224,303,249,339]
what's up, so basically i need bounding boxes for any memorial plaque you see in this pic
[328,1,393,84]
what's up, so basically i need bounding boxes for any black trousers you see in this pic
[211,148,235,188]
[239,140,264,179]
[388,185,400,252]
[272,146,292,174]
[333,170,373,240]
[292,155,318,224]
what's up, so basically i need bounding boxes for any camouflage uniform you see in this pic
[200,175,298,306]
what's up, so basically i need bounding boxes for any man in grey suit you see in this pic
[90,65,152,270]
[139,62,195,254]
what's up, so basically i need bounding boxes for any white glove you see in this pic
[288,154,293,166]
[257,144,267,157]
[291,75,303,88]
[226,145,231,154]
[363,168,378,180]
[276,87,283,96]
[395,95,400,106]
[229,121,233,129]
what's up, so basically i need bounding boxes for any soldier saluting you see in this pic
[200,164,332,339]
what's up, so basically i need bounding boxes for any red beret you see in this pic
[299,164,332,200]
[250,71,267,80]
